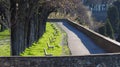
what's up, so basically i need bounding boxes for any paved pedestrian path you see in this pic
[57,22,106,55]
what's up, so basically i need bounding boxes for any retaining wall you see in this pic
[0,54,120,67]
[66,19,120,53]
[48,19,120,52]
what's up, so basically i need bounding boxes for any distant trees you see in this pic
[99,19,114,39]
[117,26,120,42]
[105,19,115,39]
[117,35,120,42]
[108,0,120,42]
[107,5,119,33]
[113,0,120,42]
[98,25,106,35]
[0,24,6,32]
[0,1,9,32]
[99,0,120,41]
[83,0,115,5]
[113,0,120,19]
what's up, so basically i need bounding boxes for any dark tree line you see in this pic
[0,1,10,31]
[83,0,116,5]
[114,0,120,42]
[0,0,58,55]
[10,0,59,55]
[99,0,120,41]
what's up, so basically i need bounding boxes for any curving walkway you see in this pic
[57,22,106,56]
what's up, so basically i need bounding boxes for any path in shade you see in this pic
[56,22,106,56]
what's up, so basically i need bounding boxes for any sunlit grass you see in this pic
[0,30,10,40]
[0,45,10,56]
[21,23,63,56]
[0,29,10,56]
[0,23,69,56]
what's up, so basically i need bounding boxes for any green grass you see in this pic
[0,30,10,56]
[0,45,10,56]
[54,23,70,56]
[0,30,10,40]
[0,23,70,56]
[21,23,63,56]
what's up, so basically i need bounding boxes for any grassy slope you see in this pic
[0,30,10,40]
[21,23,63,56]
[0,30,10,56]
[0,23,70,56]
[0,45,10,56]
[55,23,70,56]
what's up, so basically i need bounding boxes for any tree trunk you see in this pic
[10,0,56,56]
[10,0,18,55]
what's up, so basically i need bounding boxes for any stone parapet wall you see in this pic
[48,19,120,52]
[0,54,120,67]
[66,19,120,53]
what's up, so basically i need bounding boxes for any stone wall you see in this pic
[48,19,120,53]
[66,19,120,53]
[0,53,120,67]
[68,20,120,53]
